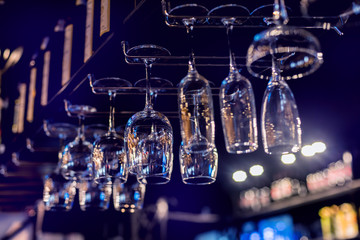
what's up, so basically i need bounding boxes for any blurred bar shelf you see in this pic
[237,179,360,220]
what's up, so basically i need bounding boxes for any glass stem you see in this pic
[78,115,85,143]
[108,91,116,133]
[273,0,289,25]
[144,61,153,110]
[223,18,237,72]
[183,18,196,72]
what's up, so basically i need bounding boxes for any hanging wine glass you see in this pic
[261,57,301,154]
[113,175,146,213]
[42,121,77,211]
[169,4,216,155]
[78,180,112,211]
[60,100,96,181]
[124,44,173,185]
[208,5,258,154]
[246,0,304,154]
[247,0,323,80]
[179,141,218,185]
[89,75,132,185]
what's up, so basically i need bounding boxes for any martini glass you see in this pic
[89,75,132,185]
[209,4,258,154]
[247,0,323,80]
[124,44,173,185]
[60,100,97,181]
[170,4,216,155]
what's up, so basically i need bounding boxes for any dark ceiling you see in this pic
[0,0,360,224]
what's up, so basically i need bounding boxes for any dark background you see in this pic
[0,0,360,239]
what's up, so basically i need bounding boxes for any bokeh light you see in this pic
[281,153,296,164]
[249,165,264,176]
[233,170,247,182]
[301,145,315,157]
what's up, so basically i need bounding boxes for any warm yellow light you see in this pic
[281,153,296,164]
[3,48,10,60]
[249,165,264,176]
[343,151,353,164]
[301,145,315,157]
[233,170,247,182]
[312,142,326,153]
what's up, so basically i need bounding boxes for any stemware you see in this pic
[89,75,132,185]
[113,175,146,213]
[261,58,301,154]
[179,141,218,185]
[42,121,78,211]
[246,0,318,154]
[209,4,258,154]
[247,0,323,80]
[60,100,97,181]
[78,180,112,211]
[171,4,216,155]
[124,44,173,185]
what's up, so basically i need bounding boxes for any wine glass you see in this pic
[78,180,112,211]
[261,58,301,154]
[113,175,146,213]
[89,75,132,185]
[60,100,97,181]
[124,44,173,185]
[208,5,258,154]
[247,0,323,80]
[42,121,78,211]
[246,0,321,154]
[170,4,216,155]
[179,141,218,185]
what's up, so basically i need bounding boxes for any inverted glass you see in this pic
[60,101,96,181]
[209,4,258,154]
[179,142,218,185]
[124,44,174,185]
[89,76,132,185]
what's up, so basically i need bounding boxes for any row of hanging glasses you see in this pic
[42,107,145,212]
[42,0,325,206]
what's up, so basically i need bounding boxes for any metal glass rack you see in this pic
[161,0,360,35]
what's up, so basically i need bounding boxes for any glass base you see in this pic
[136,164,171,185]
[80,205,109,211]
[226,142,258,154]
[182,176,216,185]
[94,176,127,185]
[264,144,300,155]
[45,205,73,212]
